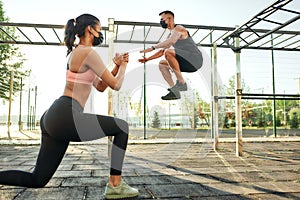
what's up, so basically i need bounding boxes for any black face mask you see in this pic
[93,32,103,46]
[160,20,168,29]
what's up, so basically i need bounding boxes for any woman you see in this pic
[0,14,139,199]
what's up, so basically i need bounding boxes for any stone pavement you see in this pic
[0,134,300,200]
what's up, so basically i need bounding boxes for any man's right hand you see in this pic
[138,56,148,63]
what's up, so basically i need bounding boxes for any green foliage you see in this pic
[0,0,30,101]
[151,111,161,128]
[289,107,300,129]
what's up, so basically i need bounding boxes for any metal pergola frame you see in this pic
[1,0,299,156]
[223,0,300,52]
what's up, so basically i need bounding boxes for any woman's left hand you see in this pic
[113,52,129,66]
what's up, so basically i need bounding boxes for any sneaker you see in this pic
[104,179,139,199]
[168,80,187,92]
[161,91,181,100]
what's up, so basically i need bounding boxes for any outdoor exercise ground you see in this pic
[0,129,299,199]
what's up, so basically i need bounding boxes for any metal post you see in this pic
[107,18,115,157]
[33,86,37,129]
[212,43,219,150]
[283,90,286,128]
[27,85,31,130]
[271,34,277,137]
[168,102,171,130]
[192,90,195,130]
[143,25,147,139]
[235,36,242,157]
[298,78,300,107]
[210,33,214,139]
[18,78,23,131]
[7,71,13,139]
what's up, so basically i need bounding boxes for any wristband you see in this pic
[151,46,156,50]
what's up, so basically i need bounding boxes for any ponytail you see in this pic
[64,14,100,56]
[64,18,76,56]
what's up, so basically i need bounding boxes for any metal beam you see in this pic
[0,13,298,52]
[222,0,300,52]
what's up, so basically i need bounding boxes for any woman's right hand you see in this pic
[113,52,129,67]
[120,52,129,65]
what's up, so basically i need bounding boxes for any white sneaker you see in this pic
[104,179,139,199]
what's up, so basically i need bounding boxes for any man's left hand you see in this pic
[140,48,153,53]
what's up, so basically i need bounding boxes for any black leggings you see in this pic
[0,96,128,188]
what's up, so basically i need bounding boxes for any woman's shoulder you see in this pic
[72,45,96,59]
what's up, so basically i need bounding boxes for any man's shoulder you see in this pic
[174,24,186,31]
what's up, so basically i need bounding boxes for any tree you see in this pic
[222,75,250,127]
[0,0,30,101]
[151,111,161,128]
[289,107,300,129]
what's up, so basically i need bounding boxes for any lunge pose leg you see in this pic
[0,13,138,200]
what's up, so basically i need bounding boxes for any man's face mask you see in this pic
[93,31,103,46]
[160,20,168,29]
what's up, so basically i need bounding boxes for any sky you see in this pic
[1,0,300,119]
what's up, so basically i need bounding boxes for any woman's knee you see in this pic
[115,118,129,135]
[30,175,50,188]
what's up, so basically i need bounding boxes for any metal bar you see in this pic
[0,27,16,42]
[273,34,297,47]
[129,25,136,42]
[0,40,108,47]
[239,14,300,50]
[143,25,147,140]
[52,28,62,44]
[258,17,283,26]
[235,35,242,157]
[34,28,47,44]
[278,6,300,15]
[282,37,300,48]
[115,24,119,40]
[143,26,152,42]
[0,22,64,29]
[197,29,214,44]
[244,26,260,38]
[224,0,289,40]
[17,27,33,43]
[212,30,230,43]
[7,71,13,139]
[271,34,277,137]
[157,28,167,42]
[114,20,236,31]
[190,28,200,37]
[257,33,283,48]
[217,96,300,100]
[212,43,219,150]
[241,93,300,97]
[107,18,115,158]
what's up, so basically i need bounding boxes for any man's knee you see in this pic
[164,49,175,60]
[159,61,169,72]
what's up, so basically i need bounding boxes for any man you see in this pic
[139,10,203,100]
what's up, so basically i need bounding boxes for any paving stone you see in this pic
[61,177,107,187]
[0,141,299,199]
[16,187,85,200]
[0,188,24,200]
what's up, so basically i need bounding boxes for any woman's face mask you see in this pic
[93,32,103,46]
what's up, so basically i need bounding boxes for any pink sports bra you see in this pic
[66,69,97,85]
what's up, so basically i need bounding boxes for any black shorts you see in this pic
[176,52,203,73]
